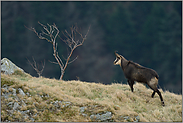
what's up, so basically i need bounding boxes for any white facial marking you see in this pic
[114,57,121,66]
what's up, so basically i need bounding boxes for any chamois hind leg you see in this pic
[147,78,165,106]
[156,89,165,106]
[127,80,134,92]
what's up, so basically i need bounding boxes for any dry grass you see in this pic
[1,71,182,122]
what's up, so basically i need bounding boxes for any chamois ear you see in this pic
[114,51,120,58]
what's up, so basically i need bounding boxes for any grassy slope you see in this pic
[1,71,182,122]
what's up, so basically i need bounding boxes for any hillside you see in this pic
[1,70,182,122]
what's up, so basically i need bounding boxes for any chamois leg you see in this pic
[151,91,156,98]
[148,85,165,106]
[147,78,165,106]
[156,89,165,106]
[127,80,134,92]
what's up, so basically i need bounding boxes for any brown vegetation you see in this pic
[1,71,182,122]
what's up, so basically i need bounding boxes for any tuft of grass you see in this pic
[1,76,15,87]
[1,73,182,122]
[12,70,31,77]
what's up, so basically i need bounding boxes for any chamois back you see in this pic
[126,60,159,81]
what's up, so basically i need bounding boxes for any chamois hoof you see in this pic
[162,101,165,106]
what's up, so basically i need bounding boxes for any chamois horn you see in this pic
[115,51,120,57]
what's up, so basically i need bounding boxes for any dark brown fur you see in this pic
[114,51,165,106]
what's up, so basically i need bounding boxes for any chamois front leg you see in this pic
[151,91,156,98]
[127,80,134,92]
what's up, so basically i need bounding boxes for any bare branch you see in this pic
[27,58,35,70]
[41,30,49,36]
[48,60,59,64]
[85,25,91,39]
[27,57,45,77]
[27,22,90,80]
[57,52,64,67]
[53,25,59,43]
[62,55,67,61]
[68,56,78,64]
[32,57,37,69]
[40,60,45,74]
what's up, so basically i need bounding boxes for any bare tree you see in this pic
[26,22,90,80]
[27,57,45,77]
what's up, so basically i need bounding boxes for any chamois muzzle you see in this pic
[114,58,118,65]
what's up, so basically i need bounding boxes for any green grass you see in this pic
[1,72,182,122]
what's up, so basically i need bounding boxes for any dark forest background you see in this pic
[1,1,182,94]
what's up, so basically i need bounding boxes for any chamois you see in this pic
[114,51,165,106]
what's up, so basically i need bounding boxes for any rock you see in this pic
[2,84,11,99]
[30,117,35,122]
[22,110,30,114]
[13,102,20,110]
[7,102,14,108]
[123,115,140,122]
[81,113,87,117]
[123,116,130,120]
[135,116,140,122]
[21,100,27,107]
[2,84,8,89]
[52,100,62,108]
[1,58,24,75]
[62,101,71,108]
[18,88,26,96]
[26,92,31,96]
[1,92,8,99]
[12,88,16,96]
[80,107,86,113]
[51,100,71,108]
[80,107,87,117]
[90,114,100,121]
[90,111,112,121]
[100,112,112,121]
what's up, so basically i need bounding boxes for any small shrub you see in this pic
[1,78,15,87]
[12,70,27,77]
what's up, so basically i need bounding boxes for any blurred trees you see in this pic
[1,1,182,93]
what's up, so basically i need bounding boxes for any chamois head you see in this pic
[114,51,122,66]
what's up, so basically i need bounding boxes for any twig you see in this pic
[27,57,45,77]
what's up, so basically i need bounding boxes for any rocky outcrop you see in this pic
[1,84,73,122]
[1,58,24,75]
[1,78,141,122]
[1,82,141,122]
[1,83,115,122]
